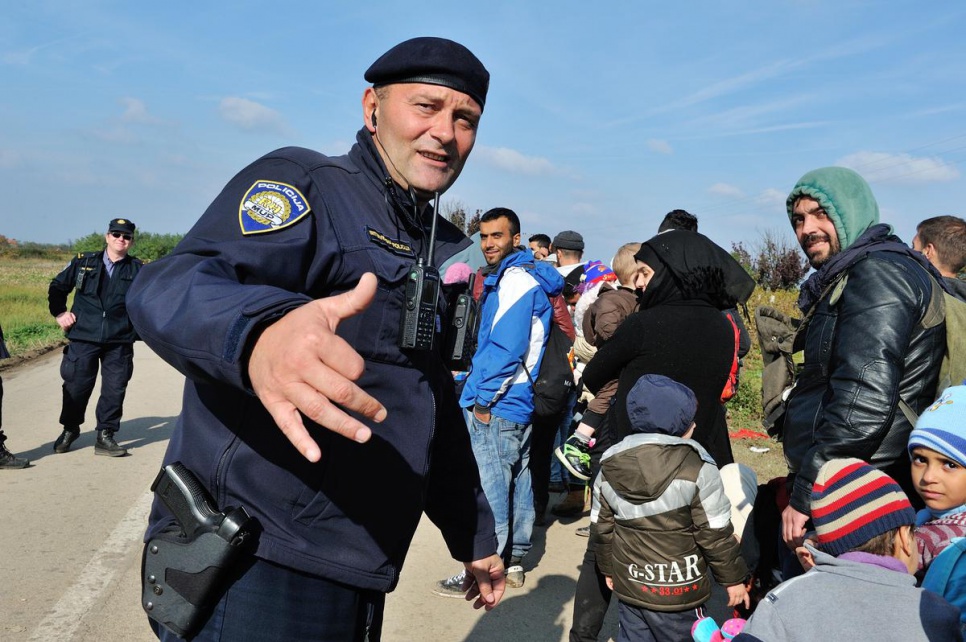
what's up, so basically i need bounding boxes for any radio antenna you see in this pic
[425,191,440,268]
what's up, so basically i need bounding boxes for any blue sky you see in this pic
[2,1,965,263]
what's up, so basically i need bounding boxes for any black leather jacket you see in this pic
[783,250,945,512]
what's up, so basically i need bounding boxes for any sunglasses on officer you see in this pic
[110,231,133,241]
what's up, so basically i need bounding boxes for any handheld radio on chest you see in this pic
[399,194,441,351]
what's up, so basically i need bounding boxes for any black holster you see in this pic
[142,525,252,639]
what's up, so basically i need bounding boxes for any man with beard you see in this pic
[780,167,948,553]
[435,208,563,594]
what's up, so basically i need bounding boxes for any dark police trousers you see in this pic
[151,556,385,642]
[59,340,134,432]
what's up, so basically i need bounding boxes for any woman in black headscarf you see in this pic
[568,230,755,642]
[582,229,755,467]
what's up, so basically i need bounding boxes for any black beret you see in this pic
[365,37,489,111]
[108,218,136,233]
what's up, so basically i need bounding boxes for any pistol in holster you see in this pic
[142,462,253,639]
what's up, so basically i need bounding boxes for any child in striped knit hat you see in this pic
[735,458,961,642]
[908,382,966,580]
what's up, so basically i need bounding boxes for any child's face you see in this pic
[911,446,966,511]
[630,261,655,291]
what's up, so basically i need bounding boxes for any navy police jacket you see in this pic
[127,130,496,592]
[48,250,142,344]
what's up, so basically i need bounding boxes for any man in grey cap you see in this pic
[547,229,588,516]
[127,37,504,640]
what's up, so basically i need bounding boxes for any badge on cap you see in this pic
[239,180,311,235]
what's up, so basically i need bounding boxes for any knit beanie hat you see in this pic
[577,260,617,294]
[908,383,966,467]
[811,458,916,557]
[625,374,697,437]
[786,167,879,251]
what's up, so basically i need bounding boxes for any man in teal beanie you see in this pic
[779,166,950,555]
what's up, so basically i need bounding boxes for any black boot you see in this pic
[0,444,29,469]
[53,428,79,454]
[95,431,128,457]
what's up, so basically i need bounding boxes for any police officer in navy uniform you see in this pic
[49,218,141,457]
[0,321,30,469]
[128,38,504,640]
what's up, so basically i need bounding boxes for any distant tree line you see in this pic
[70,231,185,262]
[0,231,185,262]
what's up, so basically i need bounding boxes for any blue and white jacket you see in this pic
[460,249,564,424]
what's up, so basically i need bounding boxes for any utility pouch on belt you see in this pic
[142,462,253,639]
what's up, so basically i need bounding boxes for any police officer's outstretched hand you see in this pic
[248,272,387,462]
[462,554,506,611]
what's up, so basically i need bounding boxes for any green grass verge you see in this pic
[0,256,71,358]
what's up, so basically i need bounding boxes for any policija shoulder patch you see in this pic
[239,180,311,235]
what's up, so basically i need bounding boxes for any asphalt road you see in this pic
[0,347,629,641]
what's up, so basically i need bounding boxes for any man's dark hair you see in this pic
[658,209,699,233]
[529,233,551,250]
[480,207,520,236]
[917,215,966,274]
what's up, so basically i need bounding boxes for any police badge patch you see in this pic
[239,180,311,235]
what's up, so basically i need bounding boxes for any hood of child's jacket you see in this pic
[786,166,880,252]
[496,248,564,296]
[602,442,694,501]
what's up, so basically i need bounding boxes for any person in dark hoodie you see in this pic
[127,37,504,641]
[568,229,754,642]
[780,167,948,553]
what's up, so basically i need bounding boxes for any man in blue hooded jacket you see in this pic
[436,207,563,594]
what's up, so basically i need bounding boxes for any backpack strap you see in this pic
[898,266,947,425]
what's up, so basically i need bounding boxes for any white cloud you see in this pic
[218,97,287,134]
[120,97,161,124]
[475,146,556,175]
[836,151,959,184]
[647,139,673,155]
[709,182,745,198]
[756,188,787,207]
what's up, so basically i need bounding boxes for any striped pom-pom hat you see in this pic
[810,458,916,556]
[908,383,966,467]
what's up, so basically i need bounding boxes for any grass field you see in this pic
[0,255,71,361]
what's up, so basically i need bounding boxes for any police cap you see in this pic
[365,37,490,111]
[108,218,136,234]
